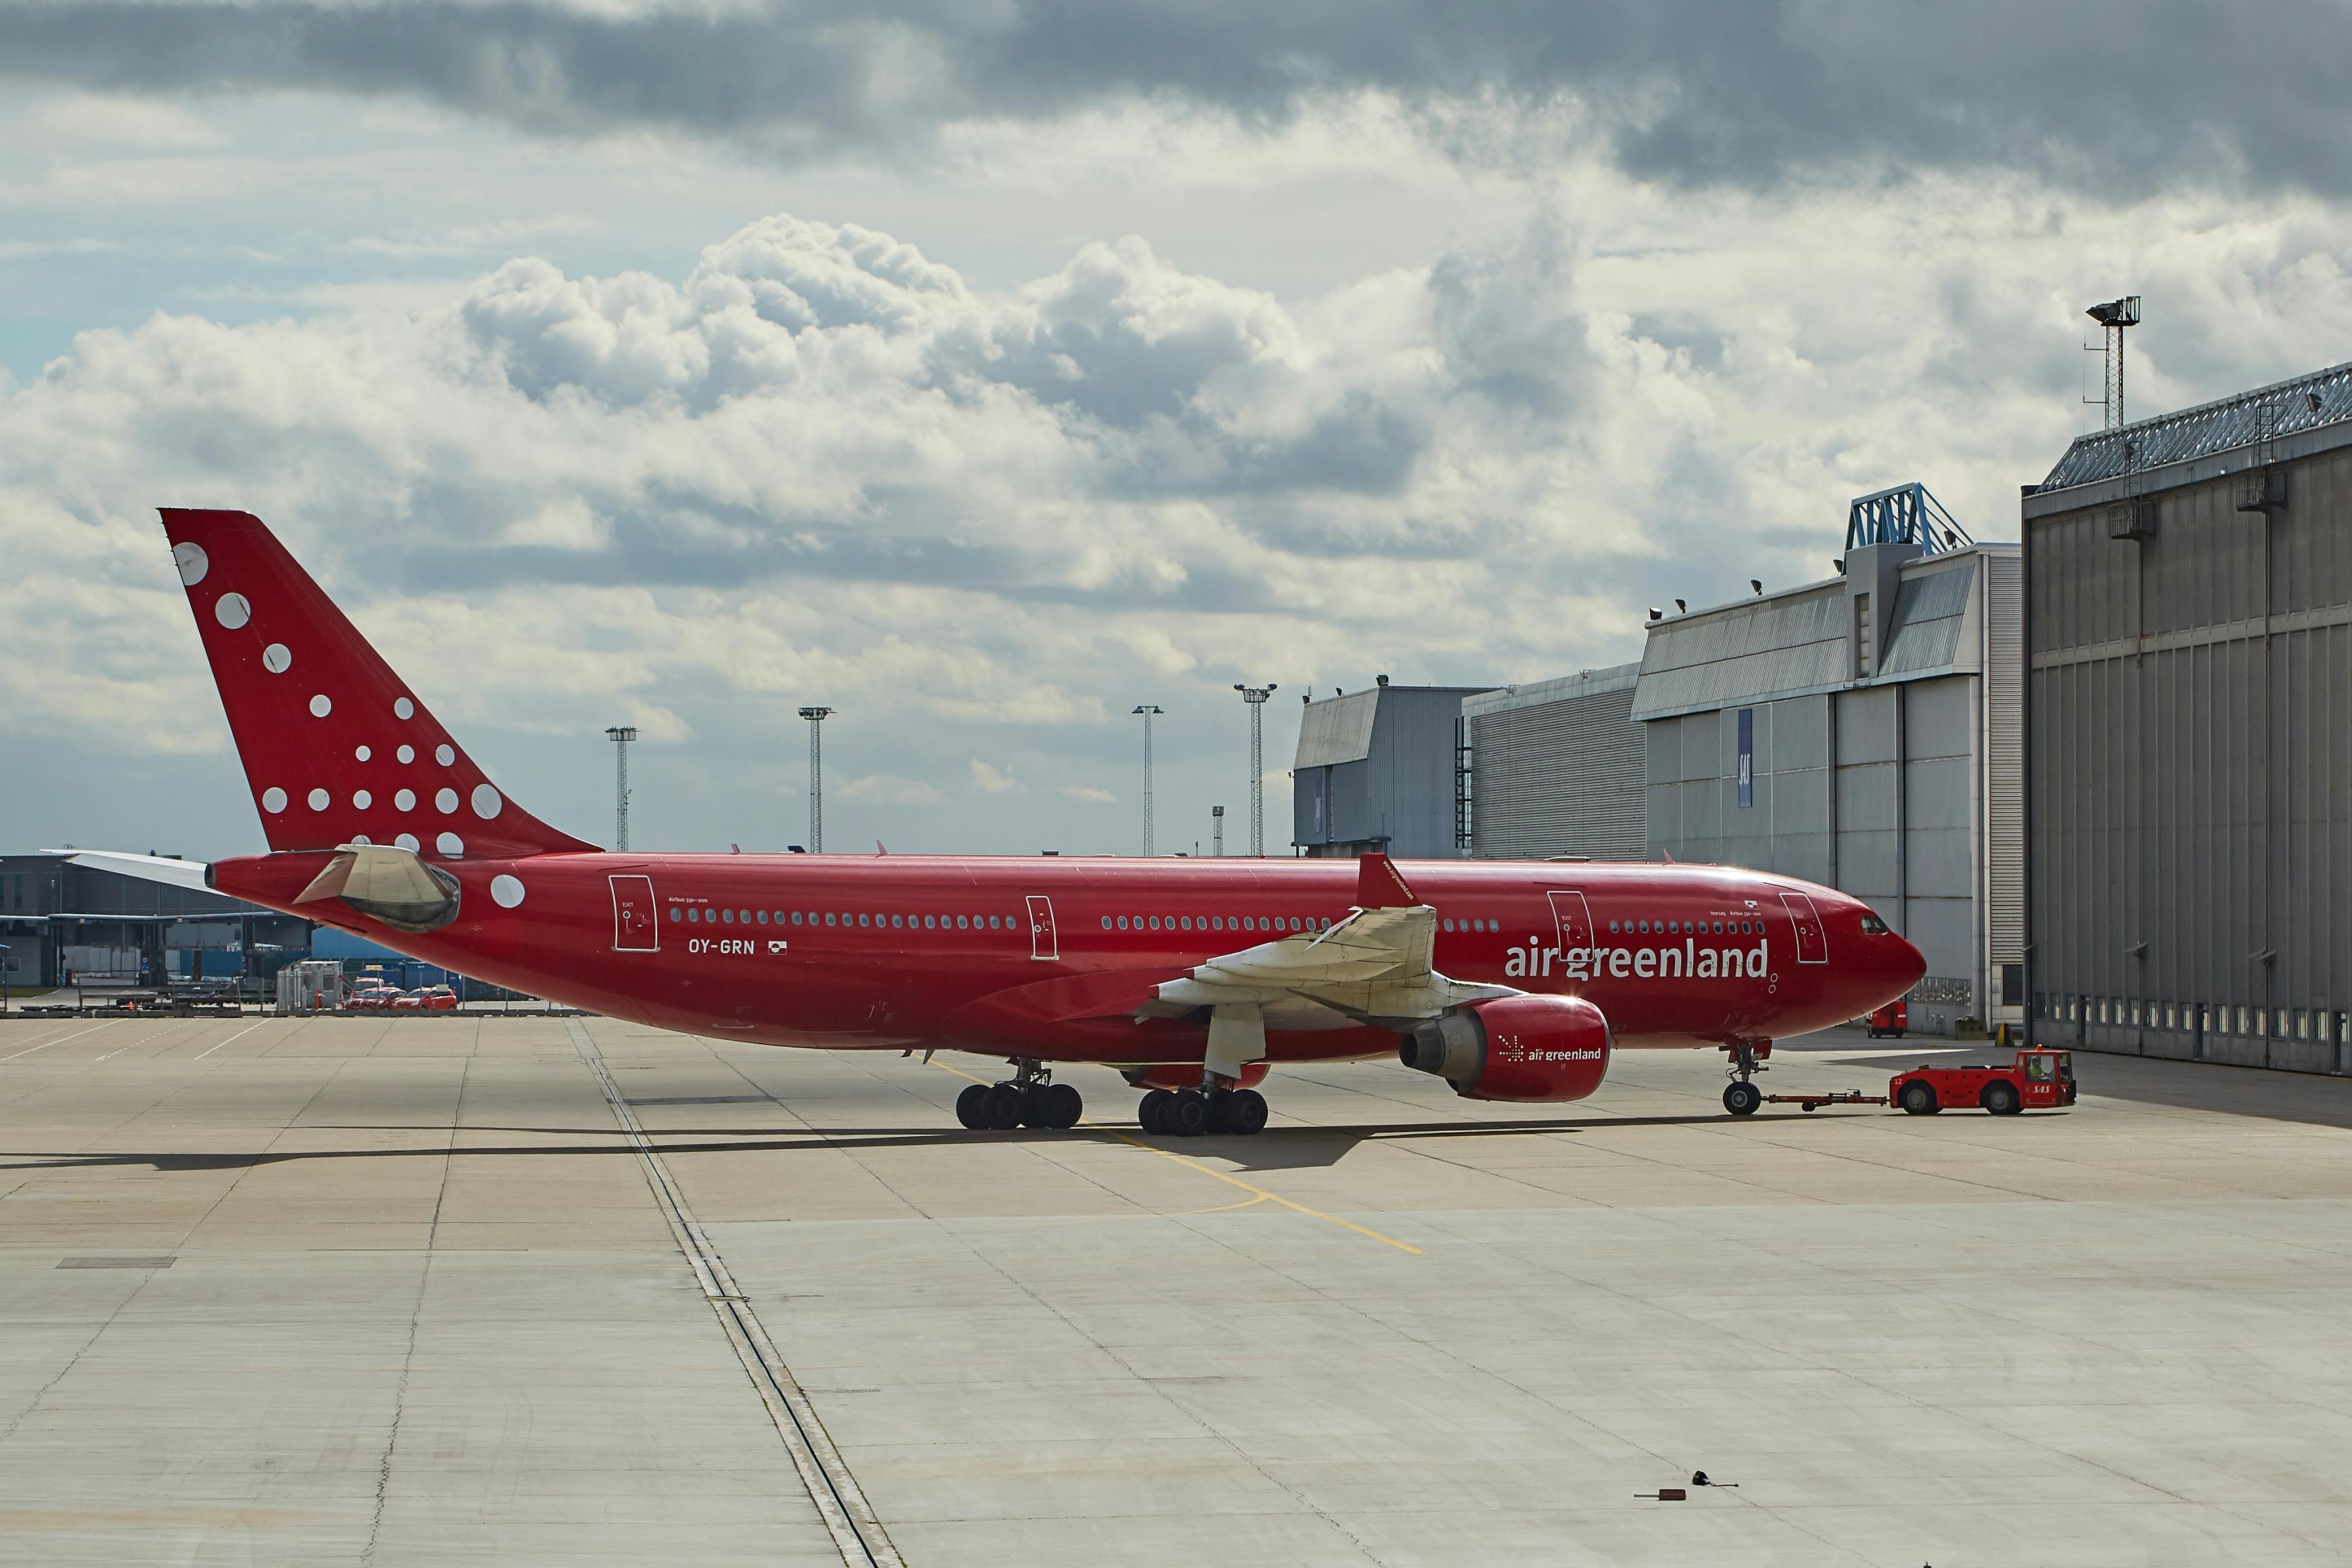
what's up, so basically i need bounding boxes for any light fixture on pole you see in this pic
[1232,683,1277,855]
[1131,704,1163,855]
[2084,295,2141,431]
[603,726,637,850]
[1211,805,1224,857]
[797,707,833,853]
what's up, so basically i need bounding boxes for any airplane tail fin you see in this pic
[158,509,597,861]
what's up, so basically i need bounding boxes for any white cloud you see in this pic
[6,177,2352,856]
[969,759,1027,795]
[838,774,948,806]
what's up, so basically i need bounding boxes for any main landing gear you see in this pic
[1137,1085,1269,1138]
[1721,1041,1771,1117]
[954,1059,1083,1131]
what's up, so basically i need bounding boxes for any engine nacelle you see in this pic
[1400,994,1612,1102]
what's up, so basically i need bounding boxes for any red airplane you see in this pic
[159,508,1925,1135]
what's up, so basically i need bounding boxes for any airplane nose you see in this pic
[1896,935,1926,991]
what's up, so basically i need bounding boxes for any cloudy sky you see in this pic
[5,0,2351,860]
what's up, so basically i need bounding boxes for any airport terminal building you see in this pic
[2024,360,2352,1073]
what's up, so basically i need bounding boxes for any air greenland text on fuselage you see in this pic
[1504,937,1770,982]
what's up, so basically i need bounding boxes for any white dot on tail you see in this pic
[309,694,332,717]
[394,697,415,720]
[397,745,414,764]
[355,746,371,762]
[214,593,250,629]
[353,790,372,809]
[395,788,416,811]
[435,788,458,814]
[490,874,525,909]
[435,744,455,766]
[263,643,292,674]
[470,784,502,820]
[436,832,464,857]
[395,833,420,852]
[173,541,209,586]
[307,788,330,811]
[352,834,372,845]
[261,786,288,813]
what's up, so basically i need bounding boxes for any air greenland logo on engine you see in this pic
[1518,1047,1604,1063]
[1504,938,1769,982]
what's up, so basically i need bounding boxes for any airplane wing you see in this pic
[1134,853,1519,1078]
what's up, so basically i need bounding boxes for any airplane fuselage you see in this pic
[215,849,1924,1065]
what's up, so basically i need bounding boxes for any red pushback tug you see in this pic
[1892,1049,2077,1116]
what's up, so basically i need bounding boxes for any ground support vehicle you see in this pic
[1892,1050,2076,1115]
[1864,1002,1908,1037]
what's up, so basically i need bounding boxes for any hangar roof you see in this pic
[2040,359,2352,491]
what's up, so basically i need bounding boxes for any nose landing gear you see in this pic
[1721,1041,1771,1117]
[954,1059,1083,1131]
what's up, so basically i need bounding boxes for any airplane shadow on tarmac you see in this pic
[0,1113,1743,1175]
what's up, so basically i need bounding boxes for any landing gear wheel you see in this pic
[1042,1083,1083,1129]
[1899,1079,1940,1115]
[981,1084,1025,1129]
[1017,1085,1054,1129]
[1222,1088,1268,1136]
[1723,1080,1762,1117]
[1138,1089,1173,1134]
[1165,1089,1210,1137]
[954,1083,990,1129]
[1982,1081,2022,1116]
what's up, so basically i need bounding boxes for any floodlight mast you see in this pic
[603,726,637,850]
[1212,804,1225,857]
[1130,705,1164,855]
[2085,295,2141,430]
[797,707,833,852]
[1233,684,1278,855]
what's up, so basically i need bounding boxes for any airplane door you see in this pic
[1780,891,1827,964]
[1547,891,1593,982]
[1025,895,1059,962]
[611,875,659,953]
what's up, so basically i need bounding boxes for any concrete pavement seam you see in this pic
[569,1019,904,1568]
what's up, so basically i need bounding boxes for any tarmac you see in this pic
[0,1012,2348,1566]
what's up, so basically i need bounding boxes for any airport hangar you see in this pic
[1293,483,2024,1041]
[2024,358,2352,1074]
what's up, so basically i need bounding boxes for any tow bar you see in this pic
[1762,1091,1890,1113]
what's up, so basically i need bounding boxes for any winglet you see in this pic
[1354,851,1420,910]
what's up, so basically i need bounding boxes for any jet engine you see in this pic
[1400,994,1612,1102]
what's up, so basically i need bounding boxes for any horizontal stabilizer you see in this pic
[53,849,213,894]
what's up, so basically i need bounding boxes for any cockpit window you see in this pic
[1859,912,1890,935]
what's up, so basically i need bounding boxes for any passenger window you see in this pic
[1442,918,1455,933]
[669,908,682,922]
[1180,916,1192,931]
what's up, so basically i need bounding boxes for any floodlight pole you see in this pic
[1131,705,1164,855]
[798,707,833,852]
[2085,295,2141,431]
[603,726,637,850]
[1233,684,1277,855]
[1212,805,1224,857]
